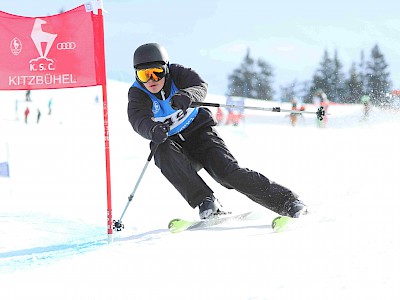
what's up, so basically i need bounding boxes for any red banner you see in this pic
[0,4,106,90]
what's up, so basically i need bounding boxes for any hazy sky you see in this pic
[1,0,400,97]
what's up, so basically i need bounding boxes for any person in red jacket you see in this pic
[24,106,30,124]
[215,107,224,124]
[288,98,305,127]
[127,43,307,220]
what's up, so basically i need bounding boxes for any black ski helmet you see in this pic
[133,43,169,69]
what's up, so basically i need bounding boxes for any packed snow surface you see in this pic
[1,81,400,299]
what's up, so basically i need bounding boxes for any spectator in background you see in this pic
[288,97,304,127]
[320,92,329,128]
[15,99,19,120]
[360,94,371,121]
[313,90,329,128]
[225,96,234,125]
[37,108,41,124]
[24,106,30,124]
[48,98,53,115]
[25,90,31,102]
[225,97,244,126]
[215,107,224,124]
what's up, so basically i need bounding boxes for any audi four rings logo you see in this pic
[57,42,76,50]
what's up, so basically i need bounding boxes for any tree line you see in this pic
[227,44,393,105]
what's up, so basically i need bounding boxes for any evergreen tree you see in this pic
[366,44,392,105]
[279,80,299,102]
[226,45,394,105]
[227,49,274,100]
[227,50,253,98]
[345,63,363,103]
[310,49,347,102]
[358,50,368,95]
[331,50,346,102]
[299,80,312,103]
[253,58,274,100]
[310,50,332,98]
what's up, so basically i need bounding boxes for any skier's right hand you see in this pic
[151,123,169,144]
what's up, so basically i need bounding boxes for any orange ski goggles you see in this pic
[136,66,166,83]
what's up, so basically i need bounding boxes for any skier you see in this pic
[360,94,371,120]
[289,98,299,127]
[127,43,307,220]
[288,97,305,127]
[48,98,53,115]
[225,97,244,126]
[215,107,224,124]
[25,90,31,102]
[24,106,30,124]
[313,90,329,128]
[36,108,41,124]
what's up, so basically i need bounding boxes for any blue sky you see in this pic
[1,0,400,97]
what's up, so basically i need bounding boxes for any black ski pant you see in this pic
[152,126,298,215]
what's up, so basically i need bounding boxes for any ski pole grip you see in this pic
[191,101,221,108]
[148,144,159,161]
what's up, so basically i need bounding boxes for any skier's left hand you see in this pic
[171,92,191,114]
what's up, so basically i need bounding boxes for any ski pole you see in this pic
[191,101,326,121]
[113,144,159,231]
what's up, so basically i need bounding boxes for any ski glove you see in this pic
[151,123,169,144]
[170,92,191,114]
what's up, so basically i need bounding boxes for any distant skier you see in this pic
[25,90,31,102]
[36,108,41,124]
[225,97,244,126]
[15,99,19,120]
[215,107,224,124]
[313,90,329,128]
[288,97,304,127]
[360,94,371,120]
[24,106,30,124]
[127,43,307,220]
[48,98,53,115]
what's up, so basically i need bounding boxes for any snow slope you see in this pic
[1,81,400,300]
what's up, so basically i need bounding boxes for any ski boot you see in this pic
[285,199,308,218]
[198,195,227,219]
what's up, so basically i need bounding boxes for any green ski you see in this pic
[271,216,295,233]
[168,212,299,234]
[168,211,255,233]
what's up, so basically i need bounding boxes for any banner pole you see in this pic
[97,6,113,243]
[102,83,113,243]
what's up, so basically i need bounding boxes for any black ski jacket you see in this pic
[127,63,216,141]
